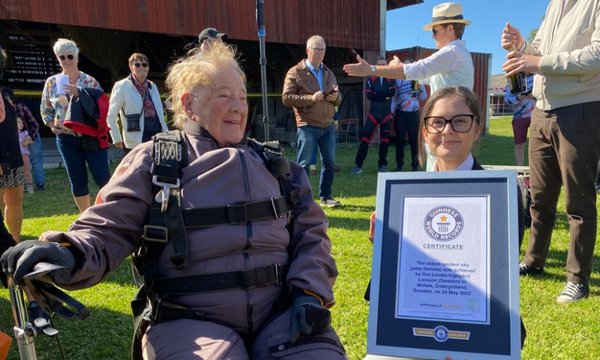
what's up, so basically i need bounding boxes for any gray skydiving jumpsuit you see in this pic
[41,119,347,359]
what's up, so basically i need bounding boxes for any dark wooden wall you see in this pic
[0,0,381,50]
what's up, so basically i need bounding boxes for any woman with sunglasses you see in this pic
[107,53,168,155]
[41,38,110,213]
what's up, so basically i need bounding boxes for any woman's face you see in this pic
[17,117,23,131]
[422,96,481,170]
[183,66,248,147]
[57,52,78,72]
[129,58,149,81]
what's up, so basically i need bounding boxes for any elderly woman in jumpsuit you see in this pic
[1,42,347,359]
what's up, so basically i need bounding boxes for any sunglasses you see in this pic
[432,25,448,36]
[134,63,149,68]
[59,54,75,61]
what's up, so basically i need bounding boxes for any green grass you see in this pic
[1,115,599,359]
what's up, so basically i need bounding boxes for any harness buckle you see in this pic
[152,176,180,213]
[271,197,281,219]
[274,263,282,285]
[143,225,169,243]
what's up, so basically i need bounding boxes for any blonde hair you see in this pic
[165,42,246,128]
[53,38,79,57]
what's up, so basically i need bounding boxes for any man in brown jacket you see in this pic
[282,35,342,207]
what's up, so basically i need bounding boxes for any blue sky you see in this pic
[386,1,548,75]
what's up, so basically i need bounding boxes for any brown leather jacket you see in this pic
[282,60,342,128]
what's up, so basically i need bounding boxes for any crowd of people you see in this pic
[1,0,600,358]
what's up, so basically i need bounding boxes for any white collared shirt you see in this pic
[404,40,474,94]
[431,153,475,172]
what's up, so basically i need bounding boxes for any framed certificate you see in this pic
[364,171,521,360]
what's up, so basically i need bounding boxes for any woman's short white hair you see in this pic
[53,38,79,57]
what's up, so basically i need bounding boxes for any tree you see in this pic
[526,17,544,43]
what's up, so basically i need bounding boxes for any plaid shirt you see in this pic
[16,103,39,141]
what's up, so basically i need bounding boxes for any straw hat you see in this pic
[422,2,472,31]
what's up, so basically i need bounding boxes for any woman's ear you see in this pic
[181,93,194,117]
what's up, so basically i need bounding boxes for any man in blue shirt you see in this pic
[282,35,342,207]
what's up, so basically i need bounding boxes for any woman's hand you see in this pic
[50,126,67,135]
[22,136,33,147]
[63,84,79,98]
[47,121,67,135]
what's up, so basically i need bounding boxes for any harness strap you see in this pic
[165,187,188,269]
[152,296,205,323]
[151,264,289,295]
[148,131,189,269]
[145,195,292,230]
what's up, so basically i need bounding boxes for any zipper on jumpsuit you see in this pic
[239,150,254,334]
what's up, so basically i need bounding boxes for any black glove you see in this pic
[290,294,331,343]
[1,240,75,286]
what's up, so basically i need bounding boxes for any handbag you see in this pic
[125,112,142,132]
[125,87,150,132]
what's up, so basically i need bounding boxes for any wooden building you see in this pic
[0,0,495,143]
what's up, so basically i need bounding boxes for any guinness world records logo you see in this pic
[424,206,464,241]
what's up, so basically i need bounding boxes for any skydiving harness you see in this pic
[130,131,300,359]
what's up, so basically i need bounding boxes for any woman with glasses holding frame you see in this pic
[41,38,110,213]
[107,53,168,155]
[367,87,527,355]
[423,86,527,353]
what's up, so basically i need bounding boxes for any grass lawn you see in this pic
[1,115,599,359]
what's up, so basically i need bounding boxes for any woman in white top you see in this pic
[107,53,168,154]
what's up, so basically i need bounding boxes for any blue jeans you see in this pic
[297,124,336,199]
[27,136,45,186]
[56,134,110,197]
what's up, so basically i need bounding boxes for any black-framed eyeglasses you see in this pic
[134,63,148,68]
[59,54,75,61]
[311,47,326,54]
[424,114,479,134]
[432,25,448,36]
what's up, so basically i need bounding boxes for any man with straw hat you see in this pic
[344,2,474,170]
[343,2,473,93]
